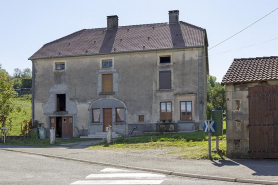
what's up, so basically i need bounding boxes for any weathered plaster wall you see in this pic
[33,47,207,136]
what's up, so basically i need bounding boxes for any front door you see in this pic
[103,108,112,131]
[62,116,73,138]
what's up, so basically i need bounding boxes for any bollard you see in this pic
[50,127,55,144]
[107,125,112,144]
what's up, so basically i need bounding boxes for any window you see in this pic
[160,102,172,121]
[160,56,171,64]
[102,60,113,68]
[116,108,124,122]
[138,115,144,122]
[55,62,65,70]
[180,101,192,121]
[159,71,171,90]
[92,109,100,122]
[102,74,113,93]
[57,94,66,111]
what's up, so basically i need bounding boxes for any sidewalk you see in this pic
[1,144,278,184]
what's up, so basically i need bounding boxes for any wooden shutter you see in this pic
[159,71,171,90]
[139,115,144,122]
[102,74,113,92]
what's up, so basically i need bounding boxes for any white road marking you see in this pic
[86,173,166,179]
[101,168,130,173]
[71,180,164,184]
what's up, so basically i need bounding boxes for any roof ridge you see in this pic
[234,56,278,60]
[179,21,205,30]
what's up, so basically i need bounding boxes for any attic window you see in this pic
[102,60,113,68]
[55,62,65,70]
[160,56,171,64]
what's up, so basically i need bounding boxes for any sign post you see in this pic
[1,116,6,144]
[204,120,215,158]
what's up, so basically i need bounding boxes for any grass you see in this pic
[8,95,32,136]
[89,121,227,160]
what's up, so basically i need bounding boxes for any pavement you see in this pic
[1,141,278,184]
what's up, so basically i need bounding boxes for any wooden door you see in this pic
[102,74,113,92]
[103,108,112,131]
[62,116,73,138]
[249,85,278,158]
[50,117,57,135]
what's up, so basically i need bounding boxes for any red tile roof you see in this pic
[221,56,278,85]
[29,21,208,60]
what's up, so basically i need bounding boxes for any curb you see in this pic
[1,148,277,184]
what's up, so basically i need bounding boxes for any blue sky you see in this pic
[1,0,277,82]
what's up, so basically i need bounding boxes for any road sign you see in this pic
[204,120,215,132]
[1,127,7,130]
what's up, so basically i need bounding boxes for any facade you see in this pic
[29,10,209,138]
[222,56,278,158]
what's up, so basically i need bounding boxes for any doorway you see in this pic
[103,108,112,131]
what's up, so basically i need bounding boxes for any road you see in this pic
[0,150,250,185]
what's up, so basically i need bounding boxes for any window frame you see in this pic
[116,107,125,122]
[92,108,100,123]
[160,102,172,121]
[159,55,171,64]
[55,62,65,70]
[138,115,145,122]
[101,59,113,69]
[180,101,192,121]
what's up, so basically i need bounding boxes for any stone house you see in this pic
[222,56,278,158]
[29,10,209,138]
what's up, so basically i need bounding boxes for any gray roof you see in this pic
[221,56,278,85]
[29,21,208,60]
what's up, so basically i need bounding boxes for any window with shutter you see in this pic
[159,71,171,90]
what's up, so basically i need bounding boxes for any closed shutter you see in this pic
[102,74,113,92]
[159,71,171,90]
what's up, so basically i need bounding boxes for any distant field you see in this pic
[9,95,32,136]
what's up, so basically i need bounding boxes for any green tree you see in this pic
[21,68,32,79]
[206,75,226,119]
[0,69,22,132]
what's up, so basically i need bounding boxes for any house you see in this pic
[29,10,209,138]
[222,56,278,158]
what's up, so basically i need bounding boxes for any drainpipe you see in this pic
[31,61,35,126]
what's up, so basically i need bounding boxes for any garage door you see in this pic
[249,85,278,158]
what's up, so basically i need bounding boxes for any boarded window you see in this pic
[160,56,171,63]
[159,71,171,90]
[102,60,113,68]
[102,74,113,92]
[116,108,124,122]
[55,62,65,70]
[138,115,144,122]
[180,101,192,121]
[57,94,66,111]
[160,102,172,121]
[92,109,100,122]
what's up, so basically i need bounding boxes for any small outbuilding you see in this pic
[222,56,278,158]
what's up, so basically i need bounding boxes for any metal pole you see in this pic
[208,132,211,158]
[216,136,219,151]
[3,118,5,144]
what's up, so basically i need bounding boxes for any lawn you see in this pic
[89,121,227,160]
[7,95,32,136]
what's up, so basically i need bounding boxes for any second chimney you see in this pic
[169,10,179,24]
[107,15,118,30]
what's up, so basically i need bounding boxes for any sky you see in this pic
[1,0,278,82]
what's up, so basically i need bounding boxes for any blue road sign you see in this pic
[204,120,215,132]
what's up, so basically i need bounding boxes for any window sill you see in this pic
[89,122,102,125]
[177,120,195,123]
[99,92,115,95]
[113,122,126,125]
[54,70,65,72]
[156,89,174,92]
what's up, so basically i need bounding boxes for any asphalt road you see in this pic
[0,150,251,185]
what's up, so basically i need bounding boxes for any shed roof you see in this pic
[221,56,278,85]
[29,21,208,60]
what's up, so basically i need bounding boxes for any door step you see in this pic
[80,132,120,139]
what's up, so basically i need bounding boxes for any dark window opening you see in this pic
[160,56,171,63]
[56,117,62,138]
[159,71,171,90]
[55,63,65,70]
[57,94,66,112]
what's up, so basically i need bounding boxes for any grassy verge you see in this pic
[89,121,227,160]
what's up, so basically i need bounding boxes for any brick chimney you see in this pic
[107,15,118,30]
[168,10,179,24]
